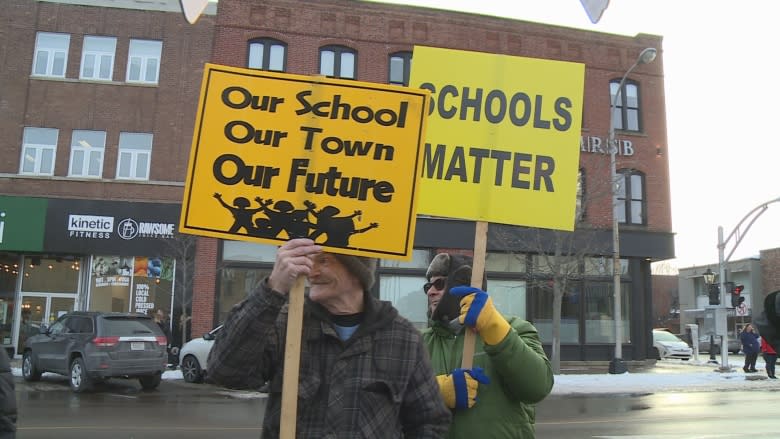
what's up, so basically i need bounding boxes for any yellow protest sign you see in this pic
[410,46,585,231]
[180,64,429,259]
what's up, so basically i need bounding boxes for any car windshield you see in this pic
[654,331,684,343]
[101,317,162,336]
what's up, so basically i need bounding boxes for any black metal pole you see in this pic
[708,334,717,363]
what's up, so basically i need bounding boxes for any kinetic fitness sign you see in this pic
[180,64,430,259]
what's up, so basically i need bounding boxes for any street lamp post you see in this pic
[608,47,657,375]
[702,268,718,364]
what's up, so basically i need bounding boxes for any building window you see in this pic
[615,169,645,225]
[610,79,641,131]
[388,51,412,86]
[529,281,580,343]
[68,130,106,178]
[80,36,117,81]
[116,132,152,180]
[576,168,586,222]
[19,127,58,176]
[32,32,70,78]
[584,281,630,343]
[319,45,356,79]
[127,39,162,84]
[248,38,286,72]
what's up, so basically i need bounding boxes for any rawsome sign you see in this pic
[180,64,429,259]
[410,46,585,231]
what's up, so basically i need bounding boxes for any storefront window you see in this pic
[485,252,526,272]
[584,281,630,343]
[21,256,79,293]
[380,275,428,329]
[88,255,175,315]
[88,255,133,312]
[529,281,580,343]
[222,241,277,262]
[216,267,269,324]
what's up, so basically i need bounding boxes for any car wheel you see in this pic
[22,351,41,381]
[139,373,161,390]
[181,355,203,383]
[70,357,92,393]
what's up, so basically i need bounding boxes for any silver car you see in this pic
[22,311,167,392]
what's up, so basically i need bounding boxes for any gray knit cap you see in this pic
[333,254,377,291]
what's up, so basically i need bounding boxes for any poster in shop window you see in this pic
[179,64,430,260]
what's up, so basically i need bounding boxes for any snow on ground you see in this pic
[14,357,778,396]
[551,358,779,395]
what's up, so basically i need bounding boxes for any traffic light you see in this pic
[731,284,745,308]
[708,283,720,305]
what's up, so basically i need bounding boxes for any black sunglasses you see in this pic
[423,278,446,294]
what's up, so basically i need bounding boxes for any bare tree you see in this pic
[161,233,197,348]
[489,151,632,373]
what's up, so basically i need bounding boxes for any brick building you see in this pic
[190,0,674,362]
[0,0,675,362]
[0,0,214,355]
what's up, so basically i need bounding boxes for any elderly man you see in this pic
[423,252,553,439]
[208,238,451,438]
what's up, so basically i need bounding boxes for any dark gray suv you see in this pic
[21,311,167,392]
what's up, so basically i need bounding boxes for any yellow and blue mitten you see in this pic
[436,367,490,410]
[450,286,511,345]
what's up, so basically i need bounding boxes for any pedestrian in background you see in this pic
[422,252,553,439]
[207,238,451,438]
[760,335,777,379]
[739,324,760,373]
[0,348,17,438]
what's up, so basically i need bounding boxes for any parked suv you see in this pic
[22,311,167,392]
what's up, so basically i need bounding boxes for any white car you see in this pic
[179,325,221,383]
[652,329,692,361]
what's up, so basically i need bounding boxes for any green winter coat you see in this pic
[423,317,553,438]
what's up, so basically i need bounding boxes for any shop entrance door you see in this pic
[16,294,75,357]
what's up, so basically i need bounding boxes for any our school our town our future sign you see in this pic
[180,64,429,259]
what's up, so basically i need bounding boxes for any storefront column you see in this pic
[192,237,218,338]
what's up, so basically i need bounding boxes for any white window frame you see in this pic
[248,39,286,72]
[68,130,106,178]
[32,32,70,78]
[19,127,58,176]
[80,36,117,81]
[126,39,162,84]
[116,132,152,180]
[319,45,356,79]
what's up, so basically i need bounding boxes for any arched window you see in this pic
[248,38,287,72]
[319,45,356,79]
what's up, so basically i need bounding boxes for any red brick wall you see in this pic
[760,248,780,300]
[0,0,215,201]
[192,237,219,337]
[211,0,672,233]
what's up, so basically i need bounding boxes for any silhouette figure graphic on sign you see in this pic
[304,200,379,246]
[251,197,313,239]
[214,193,265,234]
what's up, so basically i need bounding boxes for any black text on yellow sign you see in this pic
[180,64,429,260]
[410,46,585,231]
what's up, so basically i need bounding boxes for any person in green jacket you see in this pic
[422,252,553,438]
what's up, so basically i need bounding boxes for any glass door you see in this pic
[16,294,75,356]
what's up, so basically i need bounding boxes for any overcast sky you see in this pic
[370,0,780,271]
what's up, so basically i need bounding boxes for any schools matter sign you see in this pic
[180,64,429,259]
[410,47,585,231]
